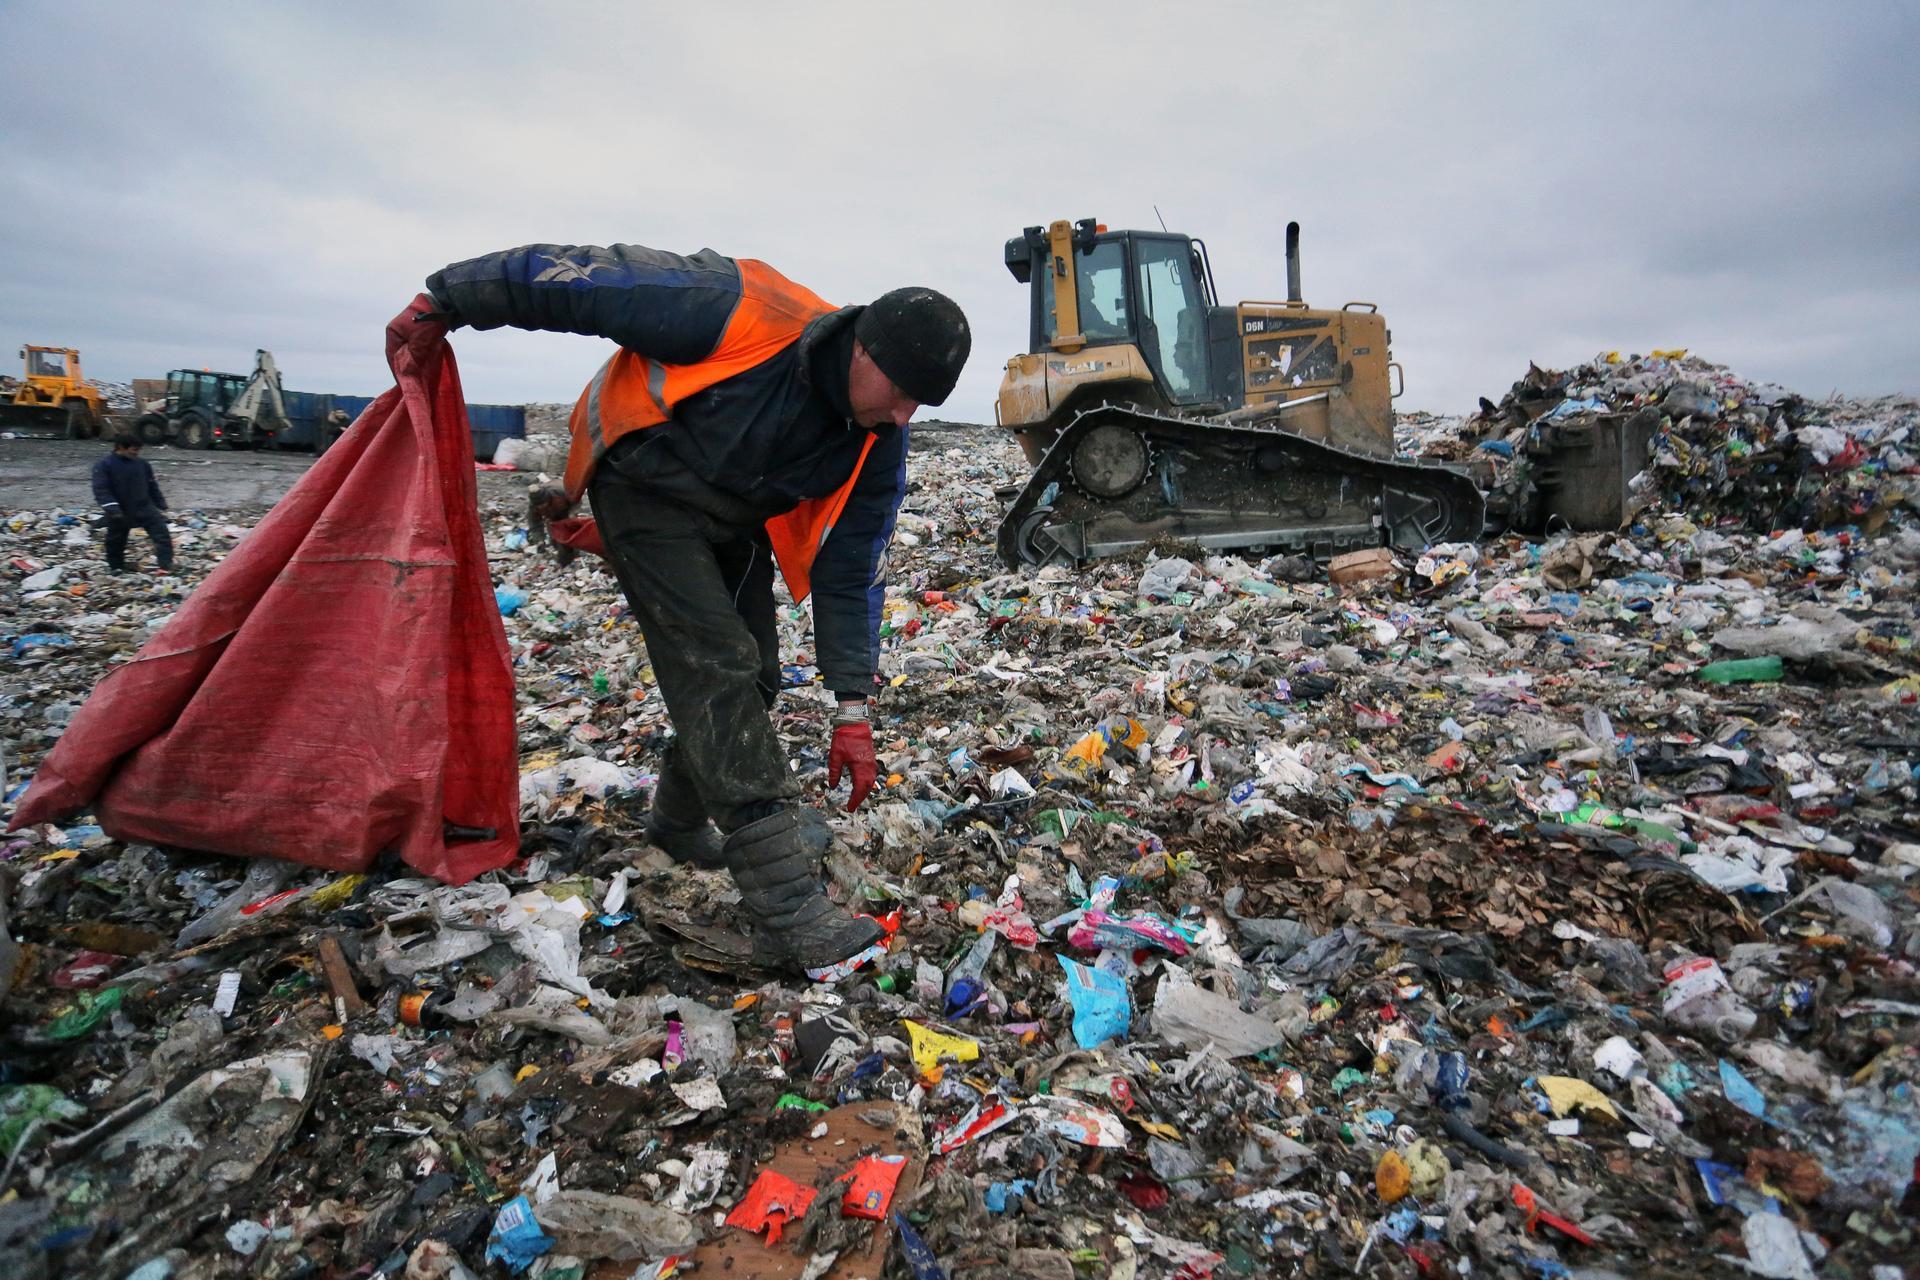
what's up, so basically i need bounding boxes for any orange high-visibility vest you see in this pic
[562,259,876,603]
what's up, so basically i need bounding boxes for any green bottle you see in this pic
[592,670,611,696]
[1697,656,1783,684]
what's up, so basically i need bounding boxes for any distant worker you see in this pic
[414,242,970,973]
[91,434,174,574]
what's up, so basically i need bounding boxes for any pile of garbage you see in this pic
[1406,350,1918,537]
[4,411,1918,1279]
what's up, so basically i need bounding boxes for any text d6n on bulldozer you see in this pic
[996,218,1516,569]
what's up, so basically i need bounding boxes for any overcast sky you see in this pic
[4,2,1915,422]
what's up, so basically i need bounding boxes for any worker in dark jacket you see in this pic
[418,243,969,973]
[91,435,174,573]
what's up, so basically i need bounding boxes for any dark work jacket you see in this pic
[427,243,904,698]
[90,453,167,518]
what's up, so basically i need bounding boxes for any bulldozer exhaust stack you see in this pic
[1286,221,1302,304]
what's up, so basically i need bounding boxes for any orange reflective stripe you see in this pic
[819,433,877,545]
[584,357,613,453]
[646,359,668,411]
[765,433,875,603]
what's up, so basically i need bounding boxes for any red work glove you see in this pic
[828,721,877,812]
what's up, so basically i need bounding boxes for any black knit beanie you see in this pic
[853,287,971,407]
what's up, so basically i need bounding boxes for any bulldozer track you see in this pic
[996,403,1486,569]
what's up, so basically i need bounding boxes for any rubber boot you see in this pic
[644,748,724,869]
[722,808,883,972]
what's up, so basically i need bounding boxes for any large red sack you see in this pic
[8,298,519,884]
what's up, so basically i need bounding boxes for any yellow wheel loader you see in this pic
[1,345,108,439]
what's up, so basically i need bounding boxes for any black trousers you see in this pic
[105,511,173,569]
[589,456,795,833]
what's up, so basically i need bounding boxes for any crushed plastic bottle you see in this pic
[1697,655,1784,684]
[1661,955,1757,1042]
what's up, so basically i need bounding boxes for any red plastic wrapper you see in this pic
[1116,1169,1169,1210]
[838,1153,908,1220]
[725,1168,818,1246]
[49,950,121,990]
[7,298,519,885]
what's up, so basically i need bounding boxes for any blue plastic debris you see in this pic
[1378,1205,1421,1242]
[9,633,72,657]
[493,584,529,617]
[1430,1051,1471,1110]
[1829,1093,1920,1206]
[1657,1060,1698,1100]
[1059,955,1129,1050]
[1719,1059,1769,1120]
[1518,1007,1569,1034]
[1694,1158,1779,1215]
[894,1213,947,1280]
[1545,396,1609,419]
[984,1178,1036,1213]
[483,1195,553,1272]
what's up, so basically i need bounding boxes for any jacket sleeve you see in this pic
[812,428,908,699]
[425,244,744,365]
[90,457,117,507]
[147,462,166,510]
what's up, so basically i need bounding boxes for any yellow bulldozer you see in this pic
[1,345,108,439]
[993,218,1643,567]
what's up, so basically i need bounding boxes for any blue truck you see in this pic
[133,350,525,461]
[274,393,527,461]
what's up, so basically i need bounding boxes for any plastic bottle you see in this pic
[1428,1050,1471,1111]
[945,931,997,1016]
[1661,955,1756,1043]
[174,858,303,948]
[1697,656,1783,684]
[913,958,945,1006]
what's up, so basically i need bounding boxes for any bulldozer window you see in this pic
[1041,240,1129,344]
[1135,239,1207,399]
[27,351,68,378]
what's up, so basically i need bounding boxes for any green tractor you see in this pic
[133,351,289,449]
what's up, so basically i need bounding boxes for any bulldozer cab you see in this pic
[1006,219,1221,411]
[1000,217,1401,461]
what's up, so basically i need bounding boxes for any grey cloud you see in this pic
[2,1,1913,421]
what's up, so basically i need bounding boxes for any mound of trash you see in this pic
[1407,350,1918,537]
[3,419,1917,1278]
